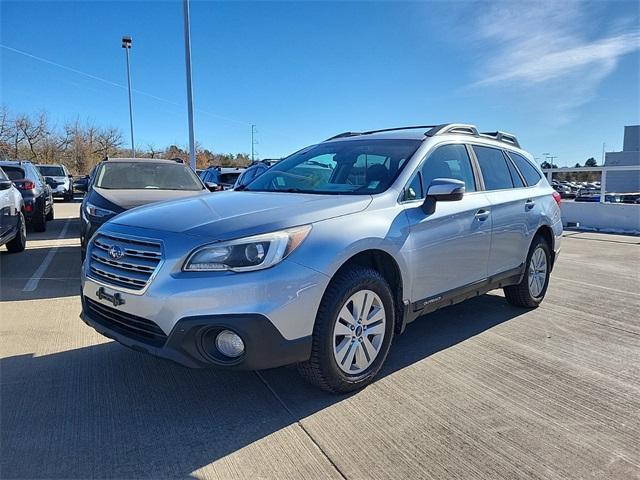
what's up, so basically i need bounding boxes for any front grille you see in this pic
[85,297,168,346]
[88,233,162,291]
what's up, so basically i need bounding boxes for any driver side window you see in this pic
[403,144,476,201]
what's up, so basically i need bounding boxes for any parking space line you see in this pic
[22,219,71,292]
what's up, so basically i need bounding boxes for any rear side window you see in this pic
[505,156,525,188]
[2,166,26,181]
[508,152,542,186]
[421,144,476,193]
[0,168,8,181]
[473,146,513,190]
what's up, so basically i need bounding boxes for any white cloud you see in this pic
[470,1,640,120]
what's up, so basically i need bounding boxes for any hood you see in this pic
[111,191,372,240]
[94,186,206,210]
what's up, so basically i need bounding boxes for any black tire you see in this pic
[6,213,27,253]
[504,235,551,308]
[65,190,74,202]
[297,266,395,393]
[46,203,54,221]
[31,203,47,232]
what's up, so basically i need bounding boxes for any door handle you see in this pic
[525,199,536,210]
[475,209,490,221]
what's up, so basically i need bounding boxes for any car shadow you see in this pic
[0,293,527,478]
[23,216,80,242]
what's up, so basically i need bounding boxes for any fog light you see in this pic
[215,330,245,358]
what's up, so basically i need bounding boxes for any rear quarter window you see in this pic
[472,145,514,190]
[508,152,542,186]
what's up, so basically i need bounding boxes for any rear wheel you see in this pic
[6,213,27,253]
[46,203,54,221]
[298,267,395,393]
[504,235,551,308]
[32,203,47,232]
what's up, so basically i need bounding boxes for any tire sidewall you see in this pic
[525,237,551,304]
[318,270,395,390]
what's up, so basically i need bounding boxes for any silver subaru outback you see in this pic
[80,124,562,392]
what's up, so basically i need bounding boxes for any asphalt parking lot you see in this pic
[1,201,639,479]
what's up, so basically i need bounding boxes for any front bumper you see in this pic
[80,223,329,369]
[80,295,311,369]
[51,183,71,197]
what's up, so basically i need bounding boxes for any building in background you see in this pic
[604,125,640,193]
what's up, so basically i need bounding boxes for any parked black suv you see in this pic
[0,160,54,232]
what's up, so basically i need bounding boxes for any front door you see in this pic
[403,143,492,303]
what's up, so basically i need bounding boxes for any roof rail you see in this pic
[324,125,437,142]
[480,131,521,148]
[324,132,362,141]
[360,125,436,135]
[425,123,479,137]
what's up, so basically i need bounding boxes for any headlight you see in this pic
[85,202,115,218]
[183,225,312,272]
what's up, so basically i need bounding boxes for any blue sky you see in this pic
[1,0,639,165]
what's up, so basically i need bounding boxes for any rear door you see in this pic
[403,143,492,302]
[471,145,529,276]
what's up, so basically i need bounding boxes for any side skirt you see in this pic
[401,264,525,328]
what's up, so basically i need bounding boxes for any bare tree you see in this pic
[0,106,13,159]
[15,111,48,161]
[95,127,123,158]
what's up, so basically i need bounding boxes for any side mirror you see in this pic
[205,182,220,192]
[0,179,12,190]
[75,178,88,192]
[421,178,465,215]
[45,176,58,187]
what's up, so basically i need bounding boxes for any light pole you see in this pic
[121,36,135,157]
[183,0,196,170]
[251,124,257,162]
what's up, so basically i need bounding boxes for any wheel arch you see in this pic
[327,248,405,334]
[533,224,556,270]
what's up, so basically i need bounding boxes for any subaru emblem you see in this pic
[108,245,124,260]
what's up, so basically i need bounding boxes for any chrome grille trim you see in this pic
[87,232,163,293]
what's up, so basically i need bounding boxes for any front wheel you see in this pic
[504,235,551,308]
[298,267,395,393]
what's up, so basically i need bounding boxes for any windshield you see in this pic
[94,162,204,191]
[245,139,421,194]
[38,166,65,176]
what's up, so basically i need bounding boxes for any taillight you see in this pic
[552,191,561,206]
[17,180,36,190]
[24,203,33,212]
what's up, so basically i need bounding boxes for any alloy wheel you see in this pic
[332,289,386,375]
[528,247,548,298]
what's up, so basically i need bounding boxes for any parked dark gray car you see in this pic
[78,157,209,258]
